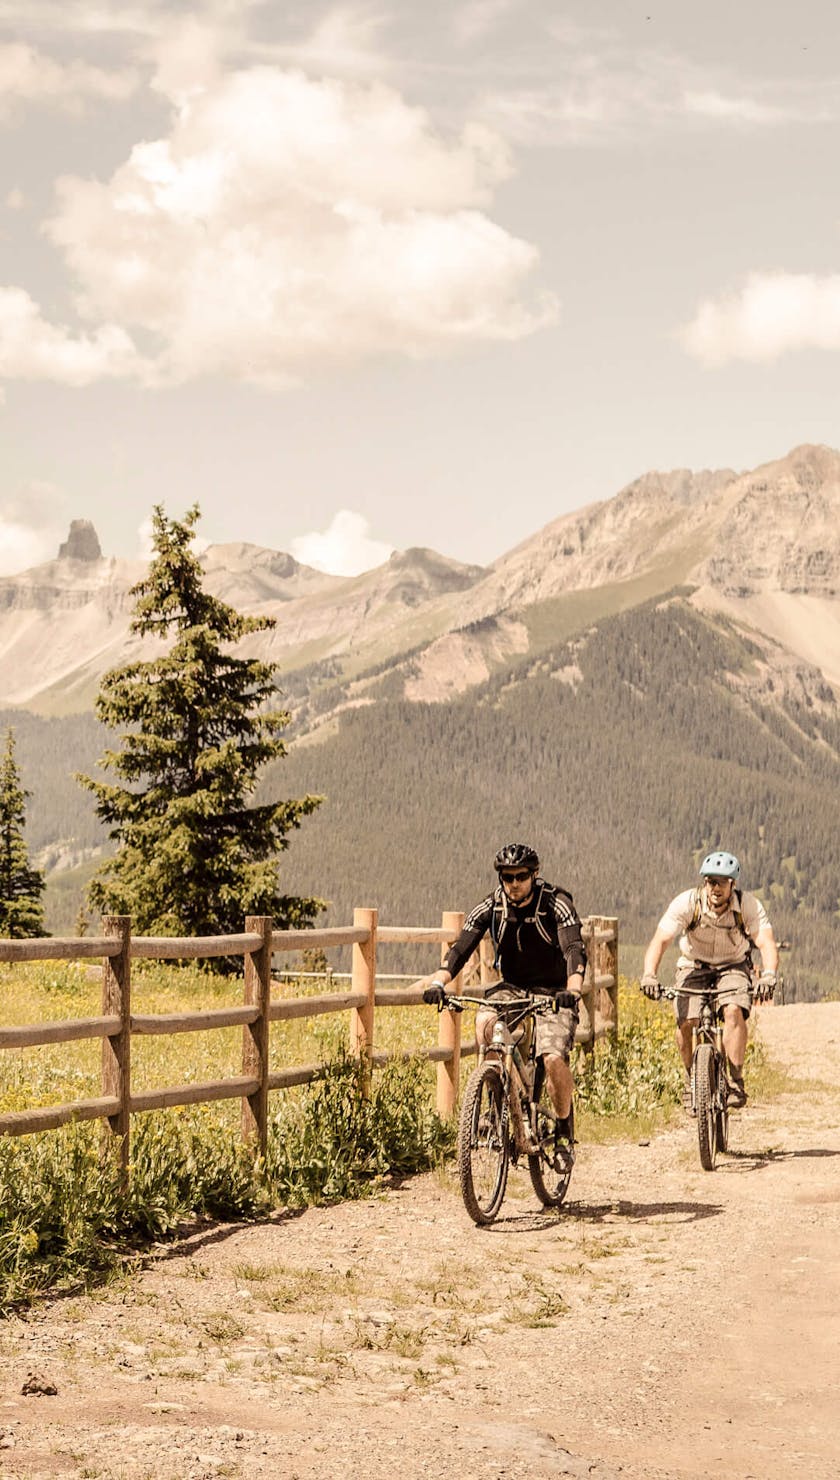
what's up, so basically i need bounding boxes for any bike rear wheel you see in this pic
[528,1095,574,1209]
[694,1042,718,1171]
[457,1063,509,1225]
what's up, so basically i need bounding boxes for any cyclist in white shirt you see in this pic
[640,850,779,1108]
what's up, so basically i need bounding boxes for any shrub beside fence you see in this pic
[0,910,618,1167]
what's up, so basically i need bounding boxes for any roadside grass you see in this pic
[0,963,800,1311]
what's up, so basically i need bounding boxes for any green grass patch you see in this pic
[0,964,800,1311]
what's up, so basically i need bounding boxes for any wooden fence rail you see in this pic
[0,909,618,1165]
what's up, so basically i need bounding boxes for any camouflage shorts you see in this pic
[477,993,576,1062]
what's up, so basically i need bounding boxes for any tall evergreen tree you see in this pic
[0,728,46,938]
[79,505,323,945]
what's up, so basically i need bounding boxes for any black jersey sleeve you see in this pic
[442,895,494,980]
[550,889,588,979]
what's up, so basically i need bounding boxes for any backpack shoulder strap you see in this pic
[731,887,752,942]
[489,886,504,970]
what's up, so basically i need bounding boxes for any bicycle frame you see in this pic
[440,986,575,1223]
[478,997,545,1157]
[664,981,746,1169]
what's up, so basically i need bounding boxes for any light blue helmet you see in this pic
[700,850,740,881]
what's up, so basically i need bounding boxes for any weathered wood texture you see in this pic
[0,913,618,1159]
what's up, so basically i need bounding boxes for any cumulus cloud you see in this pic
[0,287,145,385]
[6,63,554,389]
[0,41,138,113]
[0,482,66,575]
[0,521,54,574]
[291,510,393,576]
[681,272,840,366]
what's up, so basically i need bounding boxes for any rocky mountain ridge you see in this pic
[2,442,840,714]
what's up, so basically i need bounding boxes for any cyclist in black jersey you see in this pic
[424,844,587,1131]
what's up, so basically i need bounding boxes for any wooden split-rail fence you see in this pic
[0,909,618,1167]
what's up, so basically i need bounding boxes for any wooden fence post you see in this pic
[350,907,377,1092]
[241,916,273,1153]
[594,916,619,1039]
[577,917,596,1053]
[101,915,131,1174]
[436,910,464,1117]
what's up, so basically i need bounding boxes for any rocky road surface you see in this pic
[1,1001,839,1480]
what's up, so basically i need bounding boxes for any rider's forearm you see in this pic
[756,927,779,974]
[566,971,584,996]
[643,932,669,978]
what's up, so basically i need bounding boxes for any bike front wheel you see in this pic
[528,1096,574,1209]
[457,1063,510,1226]
[694,1042,718,1171]
[717,1069,729,1153]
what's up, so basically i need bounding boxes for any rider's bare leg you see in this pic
[722,1004,747,1070]
[676,1019,696,1071]
[543,1052,573,1119]
[475,1007,496,1047]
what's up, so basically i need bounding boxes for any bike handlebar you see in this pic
[656,982,774,1003]
[428,986,578,1017]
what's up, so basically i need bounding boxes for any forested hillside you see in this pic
[0,708,104,865]
[268,598,840,1000]
[7,597,840,999]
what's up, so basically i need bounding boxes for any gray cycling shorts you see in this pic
[673,964,752,1024]
[476,994,576,1061]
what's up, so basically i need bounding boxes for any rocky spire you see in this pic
[57,520,102,562]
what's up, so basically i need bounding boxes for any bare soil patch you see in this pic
[2,1001,839,1480]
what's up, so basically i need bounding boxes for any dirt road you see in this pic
[1,1001,839,1480]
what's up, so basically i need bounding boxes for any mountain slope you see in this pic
[270,596,840,1000]
[5,443,840,719]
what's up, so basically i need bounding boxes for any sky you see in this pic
[1,0,839,577]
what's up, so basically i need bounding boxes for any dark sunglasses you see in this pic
[500,869,533,883]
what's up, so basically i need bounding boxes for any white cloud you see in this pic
[0,287,145,385]
[269,5,394,79]
[20,63,554,388]
[453,0,523,45]
[681,272,840,366]
[0,521,54,574]
[682,90,787,125]
[0,481,66,575]
[291,510,393,576]
[474,32,828,147]
[0,41,138,113]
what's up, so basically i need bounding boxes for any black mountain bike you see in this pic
[662,978,751,1170]
[431,987,576,1225]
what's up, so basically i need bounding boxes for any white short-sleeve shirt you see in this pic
[658,887,770,969]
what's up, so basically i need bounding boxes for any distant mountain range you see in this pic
[4,442,840,999]
[3,443,840,722]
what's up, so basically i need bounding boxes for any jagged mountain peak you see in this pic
[57,520,102,562]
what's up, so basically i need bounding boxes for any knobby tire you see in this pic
[457,1063,509,1226]
[528,1096,574,1209]
[717,1068,730,1153]
[694,1041,718,1171]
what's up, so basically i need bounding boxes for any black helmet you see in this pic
[494,842,539,874]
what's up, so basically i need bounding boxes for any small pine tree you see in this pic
[79,505,324,949]
[0,728,46,938]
